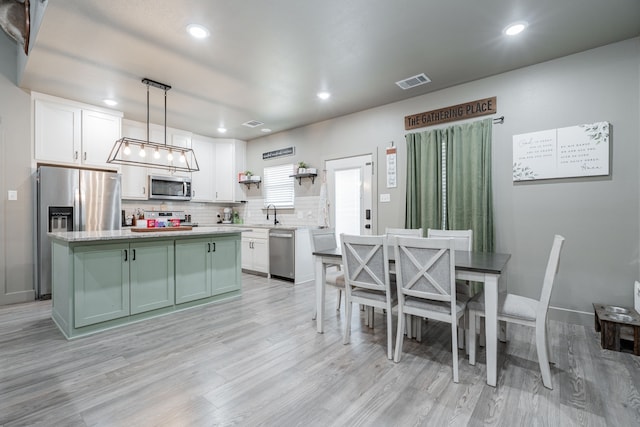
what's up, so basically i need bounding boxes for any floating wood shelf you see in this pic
[239,179,261,189]
[290,173,317,185]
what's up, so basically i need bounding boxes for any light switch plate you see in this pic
[635,281,640,314]
[380,194,391,202]
[7,190,17,201]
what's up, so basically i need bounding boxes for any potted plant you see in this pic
[297,161,307,174]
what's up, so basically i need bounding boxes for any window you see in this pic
[264,164,295,208]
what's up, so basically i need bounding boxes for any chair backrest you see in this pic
[385,227,423,237]
[340,234,390,294]
[537,235,565,320]
[427,228,472,251]
[393,236,456,304]
[310,228,338,252]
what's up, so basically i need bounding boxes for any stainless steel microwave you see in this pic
[149,175,192,201]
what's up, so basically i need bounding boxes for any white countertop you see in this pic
[199,223,318,231]
[49,227,252,243]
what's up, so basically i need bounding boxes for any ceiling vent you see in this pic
[395,73,431,90]
[242,120,264,128]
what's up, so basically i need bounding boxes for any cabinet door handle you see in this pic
[74,151,79,160]
[212,242,216,252]
[142,186,146,195]
[83,152,87,161]
[132,249,136,261]
[207,243,211,253]
[124,249,128,261]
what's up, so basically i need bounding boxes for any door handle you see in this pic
[83,152,87,161]
[124,249,128,261]
[208,243,211,253]
[365,209,371,220]
[132,249,136,261]
[74,151,78,160]
[142,186,146,195]
[212,242,216,252]
[365,224,371,229]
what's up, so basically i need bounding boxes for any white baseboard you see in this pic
[548,305,594,326]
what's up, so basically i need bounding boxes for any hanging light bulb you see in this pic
[167,149,174,161]
[179,151,186,163]
[123,142,131,156]
[153,147,160,159]
[139,144,146,157]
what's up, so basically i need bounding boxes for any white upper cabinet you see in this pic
[190,136,246,203]
[120,120,148,200]
[81,110,122,168]
[190,135,215,202]
[33,92,122,170]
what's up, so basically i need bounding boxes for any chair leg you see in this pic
[312,309,317,320]
[546,322,554,364]
[343,301,353,345]
[336,289,342,311]
[368,307,374,328]
[536,321,553,389]
[451,319,459,383]
[394,308,405,362]
[469,311,477,365]
[405,314,413,338]
[416,316,422,342]
[386,304,393,360]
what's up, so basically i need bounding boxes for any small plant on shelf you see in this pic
[297,161,307,174]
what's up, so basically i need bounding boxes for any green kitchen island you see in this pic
[49,227,249,339]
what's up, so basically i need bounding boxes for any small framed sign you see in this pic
[263,146,295,160]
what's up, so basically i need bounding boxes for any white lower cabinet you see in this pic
[241,229,269,274]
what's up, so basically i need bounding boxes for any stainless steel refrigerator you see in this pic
[36,166,121,299]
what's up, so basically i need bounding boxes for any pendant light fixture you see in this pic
[107,78,200,172]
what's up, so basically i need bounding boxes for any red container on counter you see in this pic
[147,219,156,228]
[171,219,181,227]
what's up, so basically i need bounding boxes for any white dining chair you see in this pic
[426,228,473,347]
[341,234,396,360]
[310,228,345,320]
[386,227,423,334]
[393,236,465,382]
[467,234,565,389]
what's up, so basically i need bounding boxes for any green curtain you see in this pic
[405,118,494,252]
[405,129,442,233]
[446,119,494,252]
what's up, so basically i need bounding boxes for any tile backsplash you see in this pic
[122,195,324,227]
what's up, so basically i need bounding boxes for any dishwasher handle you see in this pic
[270,232,294,238]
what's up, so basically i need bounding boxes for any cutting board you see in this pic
[131,226,193,232]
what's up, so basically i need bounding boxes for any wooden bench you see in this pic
[593,303,640,355]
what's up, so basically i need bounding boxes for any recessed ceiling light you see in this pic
[503,21,528,36]
[187,24,210,39]
[261,128,272,133]
[317,91,331,100]
[217,127,227,133]
[103,99,118,106]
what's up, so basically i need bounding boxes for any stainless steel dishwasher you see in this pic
[269,228,295,281]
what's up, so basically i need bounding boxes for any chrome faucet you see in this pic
[266,204,279,226]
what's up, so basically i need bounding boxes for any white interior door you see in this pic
[326,154,374,237]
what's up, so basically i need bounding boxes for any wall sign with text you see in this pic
[404,97,497,130]
[512,121,610,181]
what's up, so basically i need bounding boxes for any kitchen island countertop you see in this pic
[49,226,253,243]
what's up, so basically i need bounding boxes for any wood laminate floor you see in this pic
[1,274,639,426]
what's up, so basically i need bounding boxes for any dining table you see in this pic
[313,247,511,387]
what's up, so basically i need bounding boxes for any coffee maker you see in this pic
[222,208,233,224]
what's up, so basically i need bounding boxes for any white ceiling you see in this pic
[17,0,640,141]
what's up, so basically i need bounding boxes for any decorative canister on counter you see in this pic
[147,219,156,228]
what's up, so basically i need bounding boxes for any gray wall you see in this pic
[0,32,35,304]
[247,38,640,323]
